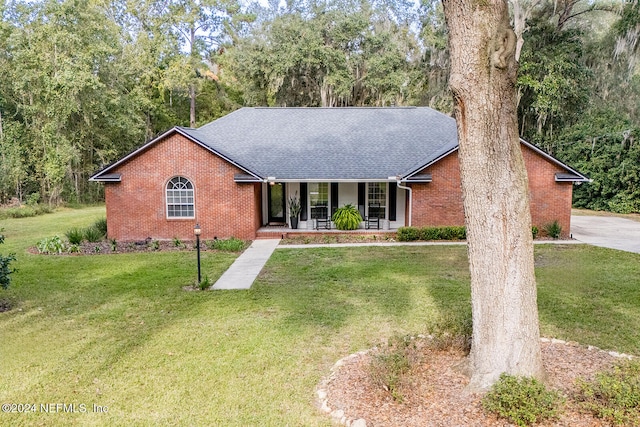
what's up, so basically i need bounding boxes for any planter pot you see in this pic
[290,217,299,229]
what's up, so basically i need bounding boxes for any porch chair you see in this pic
[312,206,331,230]
[366,203,382,230]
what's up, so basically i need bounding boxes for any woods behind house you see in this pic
[0,0,638,212]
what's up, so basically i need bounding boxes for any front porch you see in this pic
[255,225,399,240]
[261,181,409,233]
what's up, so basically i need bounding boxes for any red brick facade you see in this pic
[102,134,575,240]
[104,132,260,241]
[409,144,574,237]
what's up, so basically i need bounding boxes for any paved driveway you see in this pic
[571,215,640,254]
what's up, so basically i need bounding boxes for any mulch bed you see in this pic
[321,338,635,426]
[29,239,206,255]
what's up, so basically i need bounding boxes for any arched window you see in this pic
[166,176,194,218]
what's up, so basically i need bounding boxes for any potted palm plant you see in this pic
[288,192,302,229]
[332,204,363,230]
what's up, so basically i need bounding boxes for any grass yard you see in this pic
[1,207,639,426]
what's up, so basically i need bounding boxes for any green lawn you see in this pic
[0,207,639,426]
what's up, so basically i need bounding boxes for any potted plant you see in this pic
[288,192,302,229]
[332,204,363,230]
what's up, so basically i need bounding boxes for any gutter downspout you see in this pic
[396,179,412,227]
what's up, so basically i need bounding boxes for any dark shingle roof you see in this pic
[90,106,590,183]
[178,107,459,181]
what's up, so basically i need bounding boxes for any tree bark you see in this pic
[442,0,544,391]
[189,83,196,128]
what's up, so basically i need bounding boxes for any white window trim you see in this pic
[367,182,387,219]
[309,182,330,219]
[166,176,195,219]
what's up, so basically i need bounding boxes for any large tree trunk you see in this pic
[189,83,196,128]
[442,0,544,391]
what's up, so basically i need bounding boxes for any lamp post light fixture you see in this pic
[194,223,202,284]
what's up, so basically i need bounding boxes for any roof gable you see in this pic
[90,127,262,182]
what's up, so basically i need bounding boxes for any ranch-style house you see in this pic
[90,107,589,240]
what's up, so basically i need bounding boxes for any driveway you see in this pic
[571,215,640,254]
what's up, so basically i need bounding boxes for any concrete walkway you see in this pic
[571,215,640,254]
[211,239,281,290]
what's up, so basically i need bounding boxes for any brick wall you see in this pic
[103,133,574,241]
[104,132,260,241]
[411,153,465,227]
[410,145,574,237]
[522,145,574,236]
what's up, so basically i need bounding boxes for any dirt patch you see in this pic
[321,338,634,426]
[0,298,13,312]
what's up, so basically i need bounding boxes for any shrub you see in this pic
[35,204,53,215]
[0,229,16,290]
[83,226,104,243]
[332,204,363,230]
[173,237,183,248]
[0,203,53,220]
[206,237,247,252]
[65,227,85,245]
[398,226,466,241]
[544,220,562,239]
[439,226,466,240]
[199,275,211,291]
[532,226,539,239]
[110,239,118,252]
[575,361,640,426]
[93,217,108,237]
[419,227,441,240]
[0,206,36,219]
[37,236,66,254]
[430,310,473,353]
[0,253,16,290]
[369,335,419,402]
[482,374,564,426]
[25,192,40,206]
[397,227,419,241]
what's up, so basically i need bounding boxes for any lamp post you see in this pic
[194,223,201,284]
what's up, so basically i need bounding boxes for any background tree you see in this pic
[613,0,640,76]
[442,0,544,390]
[417,0,451,111]
[517,18,591,148]
[1,0,145,204]
[222,0,424,107]
[160,0,254,126]
[0,0,639,211]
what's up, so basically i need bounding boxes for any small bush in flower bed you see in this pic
[205,237,247,252]
[64,218,107,244]
[575,360,640,426]
[482,374,564,426]
[397,226,466,241]
[369,334,420,403]
[65,227,85,245]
